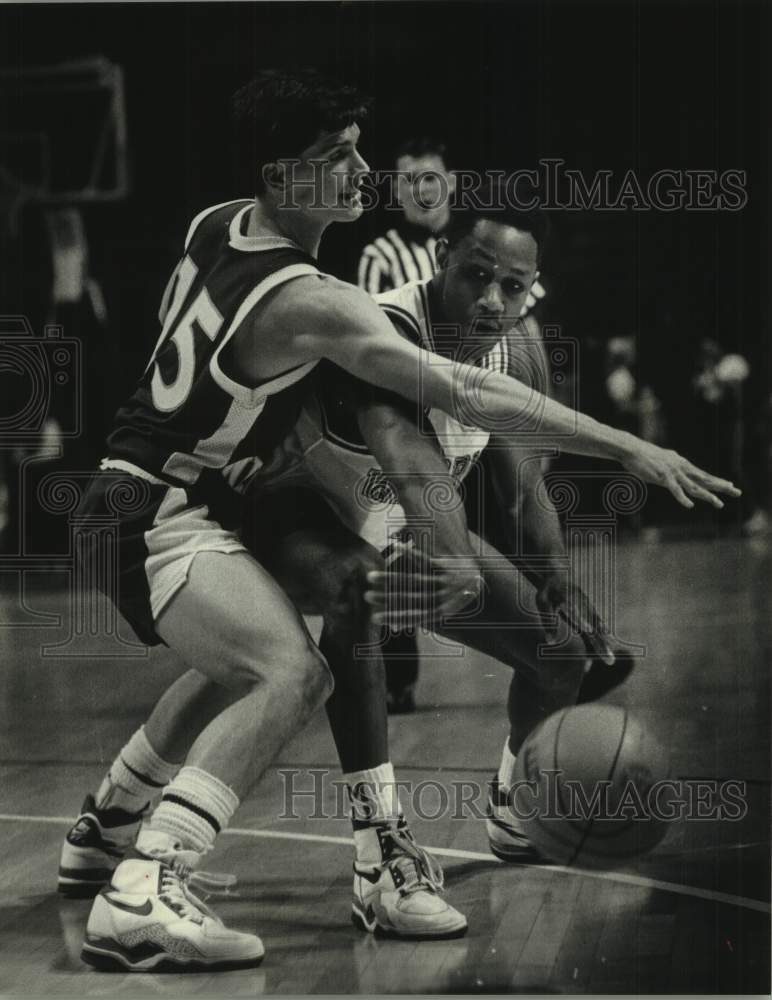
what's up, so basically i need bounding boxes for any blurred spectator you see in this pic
[604,335,665,445]
[47,206,112,463]
[691,337,768,533]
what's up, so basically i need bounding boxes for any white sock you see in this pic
[345,762,402,866]
[95,727,180,814]
[149,766,239,855]
[498,739,518,792]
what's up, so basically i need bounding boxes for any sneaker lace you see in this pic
[384,827,445,895]
[158,862,213,925]
[146,842,238,899]
[145,845,237,927]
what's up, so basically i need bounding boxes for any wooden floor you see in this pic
[0,536,770,996]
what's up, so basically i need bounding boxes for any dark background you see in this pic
[0,0,769,517]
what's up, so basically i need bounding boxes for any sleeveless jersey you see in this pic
[259,279,526,551]
[106,199,321,497]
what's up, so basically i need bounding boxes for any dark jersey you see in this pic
[106,199,321,495]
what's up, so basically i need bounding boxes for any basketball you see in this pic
[510,705,671,869]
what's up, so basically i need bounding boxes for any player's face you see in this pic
[436,219,539,346]
[396,153,454,229]
[285,123,369,222]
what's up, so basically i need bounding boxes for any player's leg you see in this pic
[81,548,333,972]
[383,631,419,713]
[261,511,466,939]
[59,477,273,898]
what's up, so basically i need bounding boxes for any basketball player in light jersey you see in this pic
[60,71,740,970]
[236,188,673,937]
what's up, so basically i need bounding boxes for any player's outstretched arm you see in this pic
[256,278,742,510]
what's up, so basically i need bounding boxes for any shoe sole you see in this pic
[351,904,467,941]
[81,943,264,974]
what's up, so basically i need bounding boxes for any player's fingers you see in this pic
[365,571,435,590]
[372,607,436,626]
[365,588,437,608]
[585,624,615,665]
[371,589,479,625]
[561,604,615,664]
[684,465,742,496]
[683,477,724,509]
[666,475,694,509]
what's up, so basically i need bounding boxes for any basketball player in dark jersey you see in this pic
[60,71,740,970]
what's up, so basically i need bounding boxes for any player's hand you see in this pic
[364,544,484,627]
[620,440,741,509]
[535,574,614,665]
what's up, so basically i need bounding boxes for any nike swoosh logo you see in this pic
[103,893,153,917]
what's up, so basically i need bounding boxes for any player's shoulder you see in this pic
[183,199,252,250]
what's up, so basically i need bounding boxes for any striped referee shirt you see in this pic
[357,220,546,316]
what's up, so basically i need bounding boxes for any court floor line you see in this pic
[2,811,770,916]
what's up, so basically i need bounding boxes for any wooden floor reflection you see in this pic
[1,537,769,995]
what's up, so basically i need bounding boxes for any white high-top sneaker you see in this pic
[81,832,262,972]
[352,824,467,939]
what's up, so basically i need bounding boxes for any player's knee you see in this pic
[215,632,331,704]
[264,635,333,714]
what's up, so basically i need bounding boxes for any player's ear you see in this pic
[262,161,286,194]
[445,170,456,195]
[434,237,449,271]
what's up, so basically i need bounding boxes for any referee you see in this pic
[357,138,548,712]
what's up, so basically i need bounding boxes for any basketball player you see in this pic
[357,137,549,712]
[60,70,740,970]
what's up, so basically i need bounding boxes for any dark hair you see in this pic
[393,136,449,168]
[232,69,371,194]
[444,177,548,262]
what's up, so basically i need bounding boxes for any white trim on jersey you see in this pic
[100,457,166,485]
[184,199,250,251]
[227,205,308,254]
[208,261,320,406]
